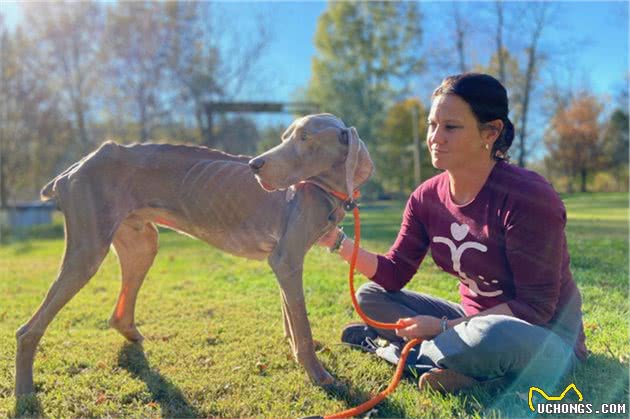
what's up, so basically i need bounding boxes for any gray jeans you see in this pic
[357,282,577,386]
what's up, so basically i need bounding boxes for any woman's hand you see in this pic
[395,315,442,340]
[318,227,341,248]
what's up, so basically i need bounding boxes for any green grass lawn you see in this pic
[1,192,628,418]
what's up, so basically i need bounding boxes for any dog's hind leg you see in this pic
[109,217,158,343]
[15,182,113,396]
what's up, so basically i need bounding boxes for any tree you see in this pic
[22,1,105,153]
[0,26,8,207]
[602,109,629,168]
[514,3,550,167]
[545,95,604,192]
[0,26,72,203]
[214,116,260,156]
[103,2,174,142]
[451,2,470,74]
[257,124,286,154]
[163,2,269,147]
[163,2,220,146]
[599,108,629,191]
[494,0,507,84]
[306,2,423,145]
[377,98,435,195]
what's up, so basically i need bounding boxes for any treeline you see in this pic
[0,1,270,204]
[0,2,627,204]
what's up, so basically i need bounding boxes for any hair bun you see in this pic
[503,118,515,148]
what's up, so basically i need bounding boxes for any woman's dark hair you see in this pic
[432,73,514,162]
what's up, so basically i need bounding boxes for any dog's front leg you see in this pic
[280,291,295,352]
[269,255,334,386]
[267,183,340,386]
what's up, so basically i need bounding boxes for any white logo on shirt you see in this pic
[433,222,503,297]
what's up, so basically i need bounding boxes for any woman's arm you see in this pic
[319,189,431,291]
[338,234,379,278]
[318,227,379,278]
[501,187,567,325]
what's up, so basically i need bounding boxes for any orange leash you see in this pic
[311,205,423,419]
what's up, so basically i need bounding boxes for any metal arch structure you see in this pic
[203,101,320,147]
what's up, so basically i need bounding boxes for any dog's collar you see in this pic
[327,188,360,211]
[297,181,360,212]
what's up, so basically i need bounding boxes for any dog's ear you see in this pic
[345,127,374,195]
[352,129,374,189]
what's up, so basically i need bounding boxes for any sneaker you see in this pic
[418,368,479,394]
[340,322,380,353]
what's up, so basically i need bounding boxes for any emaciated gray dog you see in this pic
[15,113,373,396]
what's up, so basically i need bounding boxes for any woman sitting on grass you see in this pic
[319,73,587,393]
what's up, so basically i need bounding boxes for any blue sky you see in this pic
[2,1,628,129]
[220,1,629,132]
[230,1,628,99]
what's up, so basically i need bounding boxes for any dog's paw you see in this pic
[322,379,349,397]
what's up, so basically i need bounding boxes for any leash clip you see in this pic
[343,199,357,211]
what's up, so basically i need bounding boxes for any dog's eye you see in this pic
[301,133,309,141]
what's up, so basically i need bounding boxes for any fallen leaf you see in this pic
[316,346,331,354]
[256,361,268,372]
[583,322,599,332]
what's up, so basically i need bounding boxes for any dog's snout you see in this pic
[248,158,265,173]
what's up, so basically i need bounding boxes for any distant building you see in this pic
[0,201,56,230]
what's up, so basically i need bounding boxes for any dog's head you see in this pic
[249,114,373,197]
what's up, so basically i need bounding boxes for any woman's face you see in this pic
[426,93,494,171]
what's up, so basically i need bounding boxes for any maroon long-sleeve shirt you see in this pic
[371,161,587,360]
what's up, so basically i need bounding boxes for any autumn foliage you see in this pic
[545,95,605,192]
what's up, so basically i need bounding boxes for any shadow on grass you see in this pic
[315,373,408,418]
[117,342,202,418]
[12,393,43,418]
[573,353,629,402]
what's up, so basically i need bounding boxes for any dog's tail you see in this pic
[40,176,61,202]
[40,178,58,202]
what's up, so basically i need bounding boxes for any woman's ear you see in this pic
[482,119,504,144]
